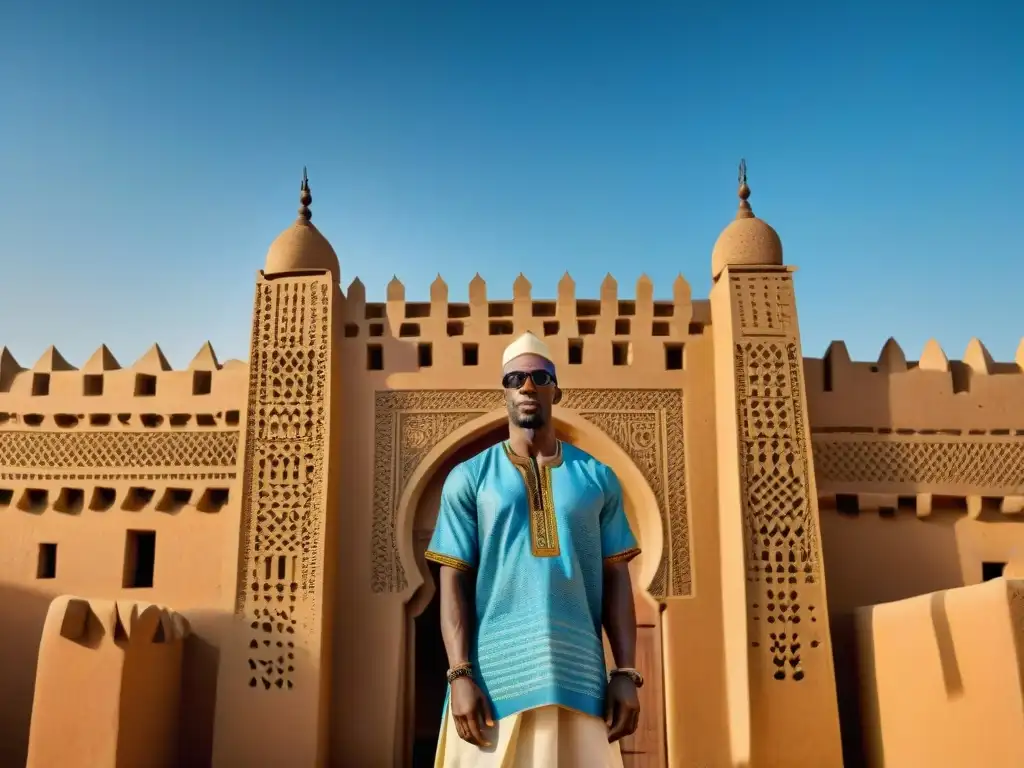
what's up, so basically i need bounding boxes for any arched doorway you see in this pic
[408,425,506,764]
[401,414,667,767]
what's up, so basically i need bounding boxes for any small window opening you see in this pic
[367,344,384,370]
[192,370,212,395]
[418,343,433,367]
[665,343,684,371]
[134,374,157,396]
[37,544,57,579]
[836,494,860,516]
[568,339,583,365]
[157,488,193,513]
[123,530,156,588]
[982,561,1006,582]
[462,344,479,366]
[612,342,631,366]
[197,488,230,513]
[122,487,155,511]
[83,374,104,396]
[89,487,117,511]
[31,373,50,396]
[54,488,85,514]
[18,489,49,513]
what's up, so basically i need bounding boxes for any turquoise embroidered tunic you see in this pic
[425,441,640,721]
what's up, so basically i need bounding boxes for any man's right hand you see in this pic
[449,677,495,747]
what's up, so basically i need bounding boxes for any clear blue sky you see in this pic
[1,1,1021,368]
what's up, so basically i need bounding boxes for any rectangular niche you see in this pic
[123,530,156,588]
[37,543,57,579]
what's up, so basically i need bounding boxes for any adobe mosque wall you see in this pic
[1,168,1022,767]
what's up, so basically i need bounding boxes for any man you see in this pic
[425,331,643,767]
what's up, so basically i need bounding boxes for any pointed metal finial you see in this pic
[298,167,312,222]
[736,158,753,218]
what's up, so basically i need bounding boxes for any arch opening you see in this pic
[399,409,667,765]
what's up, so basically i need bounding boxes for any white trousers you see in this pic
[435,704,624,768]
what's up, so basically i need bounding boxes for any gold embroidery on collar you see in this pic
[502,441,562,558]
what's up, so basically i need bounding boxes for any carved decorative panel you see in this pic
[731,273,794,337]
[371,389,688,599]
[237,278,331,692]
[730,269,831,683]
[812,437,1024,494]
[735,341,822,681]
[0,431,238,473]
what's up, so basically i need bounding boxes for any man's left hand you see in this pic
[604,674,641,743]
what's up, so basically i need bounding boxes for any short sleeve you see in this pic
[425,462,479,572]
[599,467,640,565]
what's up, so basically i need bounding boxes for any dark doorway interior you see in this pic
[982,561,1006,581]
[412,562,447,767]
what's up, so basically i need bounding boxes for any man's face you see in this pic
[502,353,559,429]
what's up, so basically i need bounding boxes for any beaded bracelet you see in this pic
[446,663,473,685]
[609,667,645,688]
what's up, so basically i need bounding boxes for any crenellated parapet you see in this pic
[342,272,706,340]
[0,341,248,427]
[26,596,191,768]
[0,342,246,511]
[805,338,1024,514]
[340,272,709,375]
[806,337,1024,432]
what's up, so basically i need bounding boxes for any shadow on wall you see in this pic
[0,583,51,768]
[176,610,230,768]
[0,585,230,768]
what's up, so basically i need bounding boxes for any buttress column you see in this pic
[213,173,342,767]
[710,166,843,767]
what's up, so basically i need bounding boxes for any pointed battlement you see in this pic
[806,337,1024,431]
[0,342,248,427]
[341,272,709,341]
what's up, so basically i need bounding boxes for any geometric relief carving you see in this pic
[238,278,331,691]
[371,389,688,600]
[735,341,821,681]
[812,437,1024,495]
[0,430,239,470]
[731,273,794,338]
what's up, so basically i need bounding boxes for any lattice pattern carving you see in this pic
[238,278,331,691]
[731,273,794,337]
[736,339,822,681]
[0,431,238,469]
[371,389,688,599]
[812,437,1024,494]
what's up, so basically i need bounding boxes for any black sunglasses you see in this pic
[502,370,558,389]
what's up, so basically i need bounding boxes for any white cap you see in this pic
[501,332,554,369]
